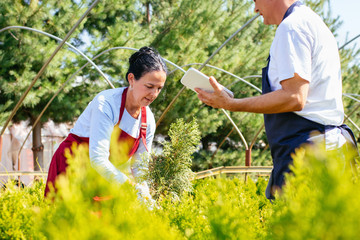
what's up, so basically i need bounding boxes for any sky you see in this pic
[330,0,360,50]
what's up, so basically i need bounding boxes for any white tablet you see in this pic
[180,67,234,97]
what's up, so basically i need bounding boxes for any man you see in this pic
[195,0,357,199]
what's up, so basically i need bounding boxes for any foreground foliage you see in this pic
[269,143,360,240]
[1,141,360,239]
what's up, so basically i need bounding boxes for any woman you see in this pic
[45,46,167,201]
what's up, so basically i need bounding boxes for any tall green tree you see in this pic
[0,0,108,169]
[1,0,359,172]
[145,0,360,168]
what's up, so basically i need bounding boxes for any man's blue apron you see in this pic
[263,1,357,199]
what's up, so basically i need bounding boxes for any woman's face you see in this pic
[128,70,167,107]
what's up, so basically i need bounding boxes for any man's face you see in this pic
[254,0,277,25]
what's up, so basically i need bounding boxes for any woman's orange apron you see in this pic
[44,88,148,196]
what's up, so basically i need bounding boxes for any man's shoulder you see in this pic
[280,5,321,31]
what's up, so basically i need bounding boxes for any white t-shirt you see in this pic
[70,87,156,183]
[268,4,347,149]
[268,4,344,126]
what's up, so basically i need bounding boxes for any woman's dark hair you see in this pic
[126,46,167,82]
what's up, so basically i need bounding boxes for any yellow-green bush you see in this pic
[0,180,45,239]
[158,177,272,240]
[40,143,183,240]
[269,143,360,240]
[1,127,360,240]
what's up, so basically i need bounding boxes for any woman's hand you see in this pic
[126,178,136,186]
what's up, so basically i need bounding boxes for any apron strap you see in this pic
[338,124,359,156]
[118,87,128,124]
[117,87,149,156]
[140,107,149,152]
[128,107,148,156]
[340,124,357,146]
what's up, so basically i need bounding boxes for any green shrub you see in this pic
[159,177,272,240]
[143,118,201,201]
[269,143,360,240]
[2,124,360,240]
[0,180,45,239]
[40,143,183,240]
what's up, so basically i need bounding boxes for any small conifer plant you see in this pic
[142,118,201,201]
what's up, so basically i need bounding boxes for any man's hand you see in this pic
[195,73,309,114]
[195,76,233,109]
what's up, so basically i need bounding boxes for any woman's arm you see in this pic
[89,93,130,184]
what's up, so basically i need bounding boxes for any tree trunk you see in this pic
[32,120,44,171]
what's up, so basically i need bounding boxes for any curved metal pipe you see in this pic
[339,33,360,50]
[5,1,100,174]
[210,127,235,161]
[345,114,360,132]
[344,103,360,122]
[156,13,260,127]
[198,13,260,71]
[168,62,262,93]
[156,87,186,127]
[221,109,248,150]
[342,93,360,132]
[88,46,187,75]
[0,0,102,137]
[344,93,360,98]
[249,124,265,151]
[16,46,187,165]
[166,63,263,149]
[17,51,116,163]
[0,26,114,89]
[17,46,250,165]
[7,10,259,166]
[209,118,265,166]
[226,75,262,92]
[343,93,360,103]
[80,48,249,149]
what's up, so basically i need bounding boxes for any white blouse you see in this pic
[70,87,156,184]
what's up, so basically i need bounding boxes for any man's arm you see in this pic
[195,73,309,114]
